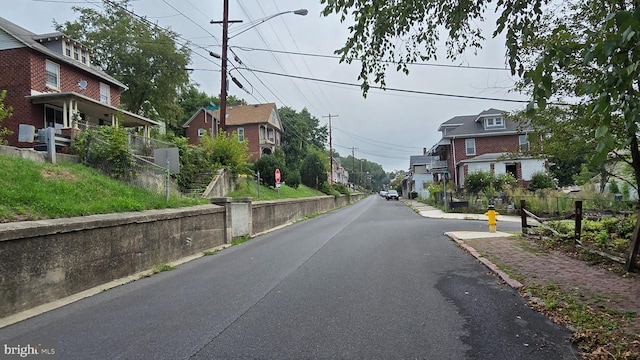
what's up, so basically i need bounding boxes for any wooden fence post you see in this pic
[574,200,582,247]
[520,199,527,234]
[624,212,640,272]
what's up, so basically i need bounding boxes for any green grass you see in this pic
[0,154,208,223]
[202,249,220,256]
[227,176,326,200]
[152,263,176,273]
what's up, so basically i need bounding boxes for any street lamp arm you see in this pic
[229,9,308,39]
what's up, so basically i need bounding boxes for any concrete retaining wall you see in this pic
[0,193,367,319]
[0,205,226,318]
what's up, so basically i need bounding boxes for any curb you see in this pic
[444,232,524,289]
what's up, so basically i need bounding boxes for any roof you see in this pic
[0,17,126,90]
[438,109,529,138]
[26,92,160,127]
[222,103,281,128]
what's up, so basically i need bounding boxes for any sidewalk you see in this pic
[403,200,640,332]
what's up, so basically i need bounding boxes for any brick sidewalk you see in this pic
[457,236,640,330]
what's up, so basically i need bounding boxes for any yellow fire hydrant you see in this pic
[485,204,498,233]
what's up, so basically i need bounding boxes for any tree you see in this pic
[254,154,286,187]
[300,151,327,189]
[464,171,491,200]
[528,172,555,192]
[321,0,640,270]
[55,0,190,130]
[0,90,13,145]
[279,106,328,171]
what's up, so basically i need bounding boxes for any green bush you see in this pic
[528,172,555,191]
[284,168,301,188]
[254,154,286,187]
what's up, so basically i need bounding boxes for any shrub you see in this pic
[0,90,13,145]
[254,154,286,187]
[284,168,301,188]
[528,172,555,191]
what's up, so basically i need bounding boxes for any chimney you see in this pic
[423,147,426,155]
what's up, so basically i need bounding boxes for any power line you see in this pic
[237,67,536,104]
[231,46,512,72]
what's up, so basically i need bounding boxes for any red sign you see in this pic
[275,168,281,183]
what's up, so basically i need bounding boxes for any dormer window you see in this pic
[65,41,72,57]
[485,116,505,129]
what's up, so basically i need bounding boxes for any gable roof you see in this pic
[0,17,126,89]
[214,103,282,129]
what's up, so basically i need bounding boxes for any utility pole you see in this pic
[350,147,358,187]
[211,0,242,133]
[323,114,338,184]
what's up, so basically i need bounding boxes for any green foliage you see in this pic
[227,176,324,200]
[319,181,340,197]
[465,171,491,197]
[56,0,190,128]
[300,151,327,188]
[528,172,555,192]
[254,154,286,187]
[279,106,328,170]
[0,154,206,222]
[204,131,251,174]
[70,124,135,180]
[0,90,13,145]
[284,169,301,188]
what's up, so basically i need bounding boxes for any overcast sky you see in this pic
[2,0,529,172]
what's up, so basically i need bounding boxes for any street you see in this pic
[0,196,577,359]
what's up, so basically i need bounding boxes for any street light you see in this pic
[229,9,308,40]
[211,3,307,133]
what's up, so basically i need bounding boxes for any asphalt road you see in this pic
[0,196,578,359]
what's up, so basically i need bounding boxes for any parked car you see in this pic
[385,190,399,200]
[379,190,388,198]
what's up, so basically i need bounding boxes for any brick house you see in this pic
[183,103,283,161]
[427,108,547,189]
[0,17,158,148]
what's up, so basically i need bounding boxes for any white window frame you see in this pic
[519,134,529,152]
[197,128,205,137]
[45,60,60,89]
[81,50,87,64]
[237,127,245,142]
[485,117,505,129]
[465,138,476,156]
[65,41,72,57]
[99,83,111,104]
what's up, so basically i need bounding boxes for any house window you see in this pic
[465,138,476,156]
[81,50,87,64]
[259,126,266,140]
[74,46,79,60]
[45,60,60,89]
[197,128,205,137]
[519,134,529,152]
[237,127,245,142]
[268,129,274,142]
[485,117,505,129]
[99,83,111,104]
[65,42,71,57]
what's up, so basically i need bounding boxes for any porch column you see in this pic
[62,100,68,128]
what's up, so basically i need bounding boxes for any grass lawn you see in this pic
[0,154,208,223]
[226,176,326,200]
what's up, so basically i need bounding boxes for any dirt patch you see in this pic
[40,167,78,181]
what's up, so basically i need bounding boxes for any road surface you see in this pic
[0,196,577,359]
